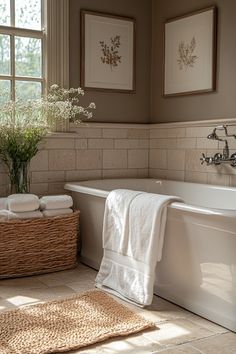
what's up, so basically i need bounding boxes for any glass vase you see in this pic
[9,160,30,194]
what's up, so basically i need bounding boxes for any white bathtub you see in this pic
[65,178,236,332]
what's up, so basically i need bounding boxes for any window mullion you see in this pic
[41,0,46,95]
[10,0,15,100]
[41,0,44,30]
[0,26,44,39]
[15,76,43,82]
[10,0,15,27]
[0,75,12,80]
[10,35,15,100]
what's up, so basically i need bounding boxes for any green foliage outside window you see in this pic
[0,0,42,100]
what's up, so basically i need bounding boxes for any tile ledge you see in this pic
[150,118,236,128]
[70,122,149,129]
[47,118,236,135]
[46,132,79,138]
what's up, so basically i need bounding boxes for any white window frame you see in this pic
[46,0,69,89]
[0,0,46,99]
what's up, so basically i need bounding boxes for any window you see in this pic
[0,0,45,101]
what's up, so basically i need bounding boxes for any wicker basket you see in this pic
[0,211,79,279]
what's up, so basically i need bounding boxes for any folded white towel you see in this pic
[0,209,43,220]
[96,189,182,307]
[7,194,40,212]
[13,210,43,219]
[40,195,73,210]
[42,208,73,217]
[0,210,13,221]
[0,198,8,210]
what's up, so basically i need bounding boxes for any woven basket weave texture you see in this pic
[0,211,79,278]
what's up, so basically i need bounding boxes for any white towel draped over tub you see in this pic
[95,189,182,307]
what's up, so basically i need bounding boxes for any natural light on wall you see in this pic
[0,0,44,101]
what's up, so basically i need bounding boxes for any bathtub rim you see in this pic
[64,178,236,219]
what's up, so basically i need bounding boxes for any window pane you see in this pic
[15,0,41,30]
[0,34,11,75]
[0,0,10,26]
[15,36,42,78]
[15,81,42,100]
[0,80,11,103]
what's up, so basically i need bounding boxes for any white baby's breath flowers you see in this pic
[88,102,96,109]
[0,85,96,193]
[43,84,96,124]
[0,84,96,131]
[77,88,84,95]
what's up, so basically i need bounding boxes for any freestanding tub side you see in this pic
[65,178,236,332]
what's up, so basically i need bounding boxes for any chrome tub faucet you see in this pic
[200,125,236,167]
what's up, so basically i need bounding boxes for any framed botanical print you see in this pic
[164,6,217,96]
[81,10,135,92]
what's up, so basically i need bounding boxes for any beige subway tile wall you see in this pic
[149,122,236,187]
[0,124,150,197]
[1,121,236,197]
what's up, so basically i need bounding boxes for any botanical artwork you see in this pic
[100,35,121,70]
[164,7,216,96]
[177,36,198,70]
[81,11,135,91]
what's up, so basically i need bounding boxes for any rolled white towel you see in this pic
[12,210,43,219]
[8,194,40,212]
[0,210,13,221]
[40,195,73,210]
[42,208,73,217]
[0,198,8,210]
[0,209,43,220]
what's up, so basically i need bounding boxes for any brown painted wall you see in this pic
[151,0,236,123]
[69,0,152,123]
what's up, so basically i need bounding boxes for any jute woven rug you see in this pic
[0,289,154,354]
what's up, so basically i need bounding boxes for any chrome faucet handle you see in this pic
[200,153,206,165]
[213,153,223,165]
[200,153,213,165]
[200,153,210,165]
[230,153,236,167]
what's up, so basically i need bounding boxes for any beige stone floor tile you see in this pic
[186,313,229,334]
[117,295,191,325]
[1,264,235,354]
[67,280,95,293]
[2,287,57,306]
[153,343,203,353]
[54,266,95,284]
[0,283,51,300]
[49,285,76,297]
[0,298,18,312]
[0,276,46,289]
[35,263,96,287]
[143,318,215,346]
[35,272,66,287]
[146,296,190,322]
[77,332,162,354]
[190,332,236,353]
